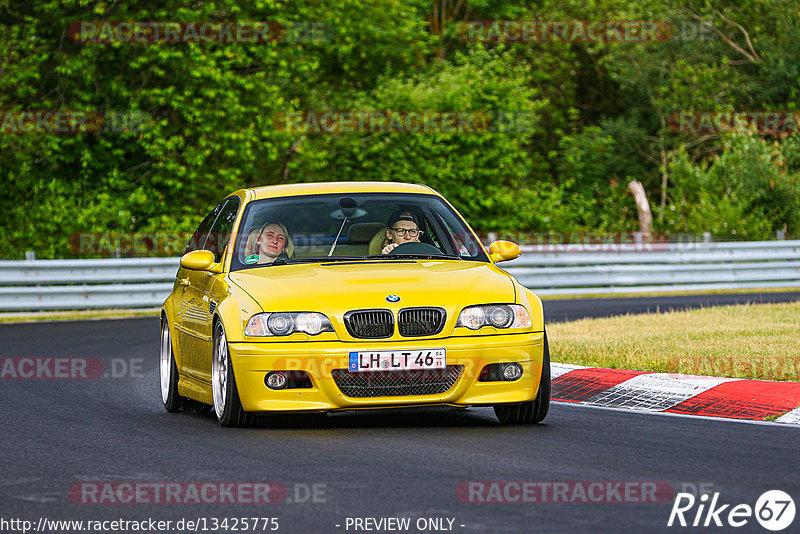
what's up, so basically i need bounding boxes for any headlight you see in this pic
[456,304,531,330]
[245,312,334,336]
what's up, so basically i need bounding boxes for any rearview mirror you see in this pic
[180,250,221,272]
[488,240,522,263]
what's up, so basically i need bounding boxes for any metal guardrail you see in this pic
[0,240,799,310]
[506,239,800,295]
[0,258,178,311]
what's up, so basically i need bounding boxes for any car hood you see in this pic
[228,260,516,313]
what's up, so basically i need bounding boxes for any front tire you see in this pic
[160,320,184,412]
[212,322,254,427]
[493,330,551,424]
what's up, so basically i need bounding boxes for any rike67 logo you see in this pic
[668,490,796,531]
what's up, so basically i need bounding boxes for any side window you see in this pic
[205,197,241,262]
[184,204,223,254]
[431,211,474,257]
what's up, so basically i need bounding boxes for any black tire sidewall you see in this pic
[533,330,551,423]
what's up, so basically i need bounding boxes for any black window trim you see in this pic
[230,191,489,271]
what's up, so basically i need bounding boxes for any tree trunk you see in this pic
[628,179,653,241]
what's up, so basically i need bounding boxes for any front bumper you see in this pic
[228,331,545,413]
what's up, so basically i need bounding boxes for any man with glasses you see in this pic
[381,211,423,254]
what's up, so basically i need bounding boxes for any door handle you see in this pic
[180,278,191,287]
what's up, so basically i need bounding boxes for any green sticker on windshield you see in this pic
[244,254,259,264]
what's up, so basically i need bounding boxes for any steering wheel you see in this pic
[388,242,444,255]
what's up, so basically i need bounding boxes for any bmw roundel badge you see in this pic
[386,295,400,303]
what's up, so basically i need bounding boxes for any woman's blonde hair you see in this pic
[253,221,293,258]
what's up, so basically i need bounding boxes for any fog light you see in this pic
[502,363,523,381]
[266,371,287,389]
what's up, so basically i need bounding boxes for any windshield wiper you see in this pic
[270,256,365,265]
[363,253,462,260]
[269,254,461,266]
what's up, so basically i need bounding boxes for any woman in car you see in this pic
[254,221,290,264]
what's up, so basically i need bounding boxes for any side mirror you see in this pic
[180,250,221,272]
[488,240,522,263]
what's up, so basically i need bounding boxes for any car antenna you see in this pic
[328,197,357,256]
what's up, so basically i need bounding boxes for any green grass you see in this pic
[548,301,800,381]
[538,286,800,300]
[0,308,160,323]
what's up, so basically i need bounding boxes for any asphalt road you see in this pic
[1,295,799,534]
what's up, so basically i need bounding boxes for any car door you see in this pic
[190,196,241,381]
[176,200,232,381]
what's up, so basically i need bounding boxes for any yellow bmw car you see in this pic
[160,182,550,426]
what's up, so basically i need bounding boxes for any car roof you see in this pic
[245,181,439,200]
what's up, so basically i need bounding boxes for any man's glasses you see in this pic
[391,227,423,237]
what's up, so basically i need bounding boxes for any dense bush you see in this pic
[663,135,800,239]
[2,0,800,258]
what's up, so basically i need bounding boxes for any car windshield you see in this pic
[230,192,488,271]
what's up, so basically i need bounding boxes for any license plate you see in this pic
[348,349,446,372]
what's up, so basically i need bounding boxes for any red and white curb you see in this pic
[551,363,800,425]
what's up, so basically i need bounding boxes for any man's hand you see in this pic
[381,243,399,254]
